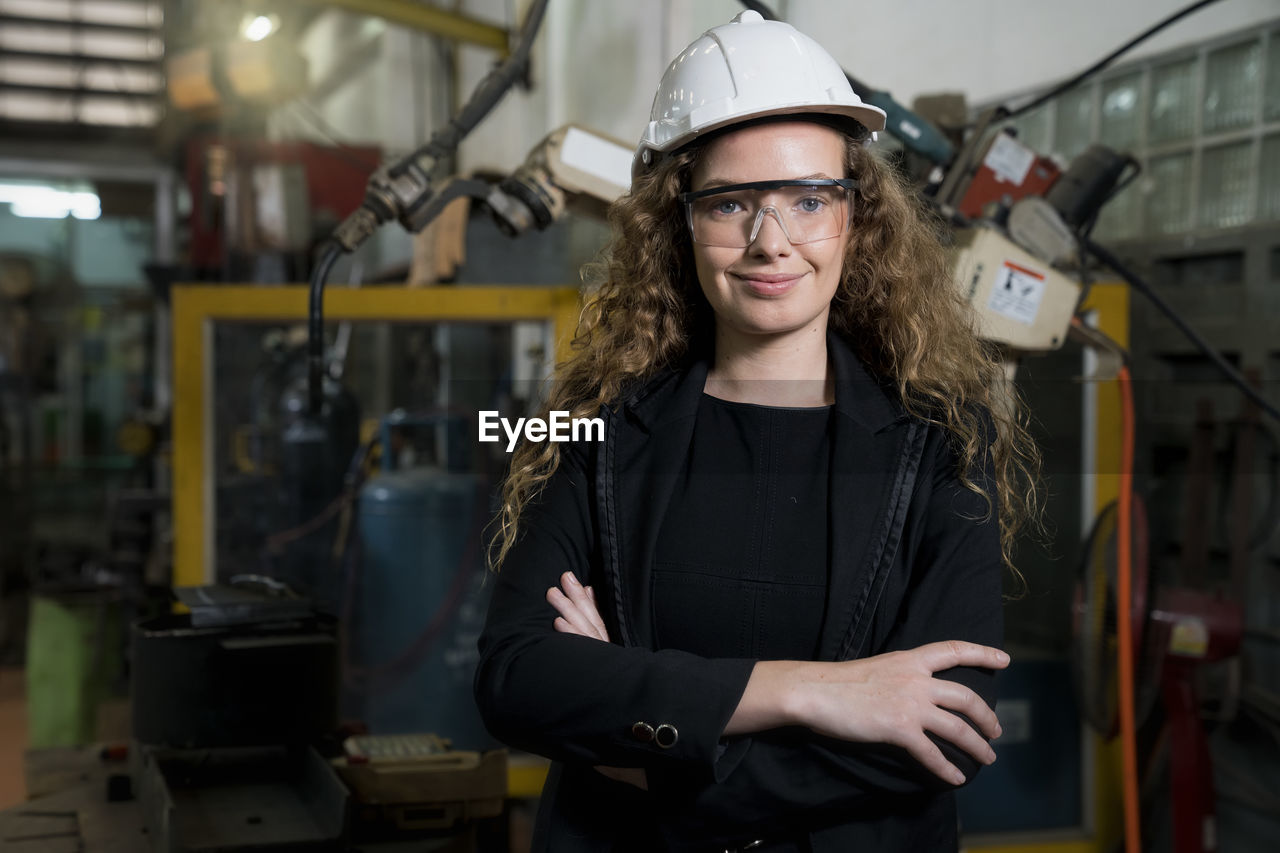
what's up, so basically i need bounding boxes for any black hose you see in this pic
[1005,0,1223,121]
[307,0,551,417]
[399,0,549,166]
[308,240,343,417]
[1083,237,1280,423]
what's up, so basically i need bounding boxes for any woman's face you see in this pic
[687,121,850,347]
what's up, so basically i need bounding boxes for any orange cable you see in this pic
[1116,365,1141,852]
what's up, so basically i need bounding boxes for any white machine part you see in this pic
[1007,196,1079,267]
[492,124,633,233]
[951,226,1082,352]
[544,126,632,205]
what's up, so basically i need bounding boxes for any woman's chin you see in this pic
[720,312,829,342]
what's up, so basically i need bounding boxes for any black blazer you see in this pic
[474,333,1003,852]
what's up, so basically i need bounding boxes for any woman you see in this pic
[475,11,1039,852]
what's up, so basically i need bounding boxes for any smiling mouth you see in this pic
[733,272,805,295]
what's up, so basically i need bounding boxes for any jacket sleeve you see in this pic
[652,423,1005,828]
[473,439,757,778]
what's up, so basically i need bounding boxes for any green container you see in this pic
[26,594,123,748]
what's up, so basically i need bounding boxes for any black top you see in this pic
[653,393,832,660]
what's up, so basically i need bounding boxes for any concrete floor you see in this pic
[0,667,27,809]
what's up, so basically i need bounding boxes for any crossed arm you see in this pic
[476,432,1008,819]
[548,571,1006,790]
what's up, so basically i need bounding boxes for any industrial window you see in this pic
[1261,134,1280,220]
[1150,58,1197,144]
[1146,152,1193,235]
[1053,85,1096,162]
[0,0,164,129]
[1199,140,1254,229]
[1266,37,1280,121]
[1203,40,1261,134]
[1001,23,1280,241]
[1099,71,1143,151]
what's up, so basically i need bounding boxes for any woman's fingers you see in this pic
[931,679,1002,740]
[583,588,609,640]
[547,573,610,642]
[916,640,1009,674]
[547,587,594,637]
[924,706,997,767]
[547,586,603,640]
[562,572,611,641]
[901,732,966,786]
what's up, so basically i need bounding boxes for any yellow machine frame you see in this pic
[167,282,1131,812]
[170,284,581,591]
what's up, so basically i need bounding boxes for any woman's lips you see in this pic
[733,271,804,296]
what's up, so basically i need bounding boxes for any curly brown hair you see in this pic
[488,132,1041,582]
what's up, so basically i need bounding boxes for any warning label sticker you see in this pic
[983,133,1035,185]
[988,261,1046,326]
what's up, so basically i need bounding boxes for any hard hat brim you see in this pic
[650,104,887,156]
[634,103,887,177]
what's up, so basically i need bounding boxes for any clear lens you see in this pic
[685,183,852,248]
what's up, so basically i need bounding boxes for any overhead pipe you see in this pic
[293,0,511,54]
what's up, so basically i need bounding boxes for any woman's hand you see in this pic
[547,573,646,788]
[547,571,610,642]
[735,643,1009,785]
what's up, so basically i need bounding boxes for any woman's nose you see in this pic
[747,206,794,255]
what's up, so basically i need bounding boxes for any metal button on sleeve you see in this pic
[654,723,679,749]
[630,722,655,743]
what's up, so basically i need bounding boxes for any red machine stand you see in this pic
[1151,587,1243,853]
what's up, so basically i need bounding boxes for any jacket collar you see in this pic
[620,330,906,433]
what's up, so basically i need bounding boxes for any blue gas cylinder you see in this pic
[355,462,495,750]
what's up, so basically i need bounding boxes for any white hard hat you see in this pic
[635,10,887,176]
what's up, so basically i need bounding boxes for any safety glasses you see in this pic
[679,178,857,248]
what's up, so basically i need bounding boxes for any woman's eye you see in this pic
[796,196,827,213]
[710,198,744,216]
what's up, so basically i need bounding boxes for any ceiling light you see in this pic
[242,14,277,42]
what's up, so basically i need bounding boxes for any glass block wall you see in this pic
[999,23,1280,242]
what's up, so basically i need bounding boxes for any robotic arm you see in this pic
[405,125,633,240]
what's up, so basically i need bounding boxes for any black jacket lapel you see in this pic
[599,359,708,648]
[817,337,923,661]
